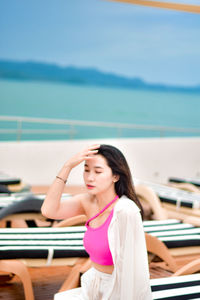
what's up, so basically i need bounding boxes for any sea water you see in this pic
[0,79,200,141]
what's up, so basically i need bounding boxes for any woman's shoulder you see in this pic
[78,192,95,211]
[77,192,93,204]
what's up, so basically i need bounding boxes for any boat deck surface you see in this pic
[0,264,174,300]
[0,265,71,300]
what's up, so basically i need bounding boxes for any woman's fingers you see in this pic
[82,145,100,160]
[65,145,100,168]
[83,144,100,157]
[86,144,100,152]
[84,150,98,158]
[89,144,100,149]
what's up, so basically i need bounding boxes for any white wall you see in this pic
[0,137,200,185]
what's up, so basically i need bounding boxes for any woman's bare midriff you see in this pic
[92,261,114,274]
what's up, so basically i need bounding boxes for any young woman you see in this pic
[41,144,152,300]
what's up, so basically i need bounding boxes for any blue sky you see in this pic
[0,0,200,86]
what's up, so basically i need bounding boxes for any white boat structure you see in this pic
[0,115,200,186]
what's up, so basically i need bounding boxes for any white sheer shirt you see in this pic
[107,196,152,300]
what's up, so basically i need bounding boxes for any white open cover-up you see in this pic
[55,196,152,300]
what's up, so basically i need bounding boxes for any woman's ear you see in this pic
[113,175,120,183]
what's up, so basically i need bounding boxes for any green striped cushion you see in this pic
[151,274,200,299]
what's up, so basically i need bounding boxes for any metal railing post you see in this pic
[17,119,22,142]
[160,129,165,138]
[117,127,122,138]
[69,125,75,139]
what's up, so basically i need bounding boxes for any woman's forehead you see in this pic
[85,154,108,168]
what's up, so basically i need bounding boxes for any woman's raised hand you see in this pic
[42,144,100,219]
[65,144,100,169]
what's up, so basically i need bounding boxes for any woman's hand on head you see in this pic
[65,144,100,169]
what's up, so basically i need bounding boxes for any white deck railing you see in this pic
[0,115,200,141]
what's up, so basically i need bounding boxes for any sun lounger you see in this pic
[1,219,198,260]
[168,181,200,194]
[0,259,35,300]
[169,176,200,188]
[157,188,200,214]
[0,184,11,194]
[135,184,168,220]
[55,266,200,299]
[136,179,200,209]
[0,172,31,193]
[150,273,200,299]
[0,193,71,227]
[145,232,178,275]
[0,172,21,185]
[0,193,71,210]
[1,215,198,300]
[0,193,47,209]
[0,195,43,215]
[135,181,200,225]
[172,257,200,276]
[0,215,88,300]
[56,272,200,300]
[55,232,175,295]
[0,194,50,227]
[0,226,88,261]
[56,231,200,297]
[144,219,200,257]
[55,242,200,299]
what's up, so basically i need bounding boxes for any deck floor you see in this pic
[0,264,174,300]
[0,265,71,300]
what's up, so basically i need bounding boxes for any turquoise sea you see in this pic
[1,79,200,141]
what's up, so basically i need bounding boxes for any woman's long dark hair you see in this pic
[97,144,144,218]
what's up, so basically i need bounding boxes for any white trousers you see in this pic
[54,267,113,300]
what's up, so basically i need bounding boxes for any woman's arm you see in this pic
[41,144,99,220]
[41,164,85,220]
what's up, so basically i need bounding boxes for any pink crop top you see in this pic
[83,195,119,266]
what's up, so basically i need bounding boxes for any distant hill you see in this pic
[0,59,200,93]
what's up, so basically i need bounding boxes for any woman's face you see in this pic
[83,154,116,195]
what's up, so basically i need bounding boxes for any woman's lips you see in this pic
[86,184,95,189]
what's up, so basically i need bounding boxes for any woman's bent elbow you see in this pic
[41,206,53,219]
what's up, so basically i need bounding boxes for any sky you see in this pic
[0,0,200,86]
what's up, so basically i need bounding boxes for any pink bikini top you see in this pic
[83,195,119,266]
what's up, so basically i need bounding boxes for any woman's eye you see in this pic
[84,169,89,172]
[95,171,102,174]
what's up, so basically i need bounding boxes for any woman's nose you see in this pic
[88,172,94,181]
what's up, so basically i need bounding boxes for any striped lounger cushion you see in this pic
[158,190,200,209]
[0,226,88,259]
[143,219,200,248]
[151,273,200,299]
[0,193,70,209]
[0,193,41,209]
[0,219,199,259]
[135,179,200,209]
[169,177,200,188]
[0,176,21,185]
